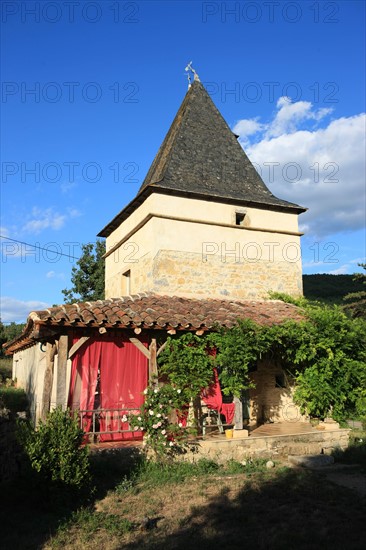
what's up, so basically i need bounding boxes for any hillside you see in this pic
[303,274,364,304]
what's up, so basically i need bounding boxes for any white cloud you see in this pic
[234,101,366,238]
[233,118,263,138]
[0,226,10,238]
[266,96,333,138]
[46,271,65,279]
[22,207,66,234]
[327,265,349,275]
[20,206,82,235]
[0,296,50,323]
[61,180,77,193]
[68,208,82,219]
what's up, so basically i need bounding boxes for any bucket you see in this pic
[225,429,234,439]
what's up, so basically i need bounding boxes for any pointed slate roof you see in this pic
[99,81,305,237]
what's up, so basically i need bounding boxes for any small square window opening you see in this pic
[235,212,246,226]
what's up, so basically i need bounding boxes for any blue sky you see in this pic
[1,0,365,322]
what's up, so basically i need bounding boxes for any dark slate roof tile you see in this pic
[98,81,306,237]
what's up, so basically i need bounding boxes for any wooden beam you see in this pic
[234,396,243,430]
[129,337,150,360]
[149,338,158,382]
[56,335,69,409]
[68,336,90,360]
[41,343,56,421]
[156,341,168,357]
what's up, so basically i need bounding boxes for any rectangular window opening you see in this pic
[275,373,287,388]
[122,270,131,295]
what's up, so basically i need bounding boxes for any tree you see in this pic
[0,321,25,356]
[343,264,366,318]
[62,240,105,303]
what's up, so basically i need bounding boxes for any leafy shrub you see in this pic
[17,407,91,491]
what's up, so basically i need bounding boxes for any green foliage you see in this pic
[62,240,105,303]
[0,386,28,412]
[343,263,366,318]
[17,407,91,490]
[0,357,13,383]
[264,304,366,421]
[158,333,215,401]
[208,319,269,396]
[0,321,25,356]
[129,381,193,458]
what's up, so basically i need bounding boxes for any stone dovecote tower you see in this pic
[98,80,306,300]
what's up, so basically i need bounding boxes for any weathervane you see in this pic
[185,61,200,88]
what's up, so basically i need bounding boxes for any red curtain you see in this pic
[99,336,148,442]
[68,338,102,433]
[201,368,235,425]
[68,335,148,442]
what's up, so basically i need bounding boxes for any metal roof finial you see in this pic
[185,61,200,89]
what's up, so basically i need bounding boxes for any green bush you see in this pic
[17,407,91,491]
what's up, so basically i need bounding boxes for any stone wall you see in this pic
[106,248,303,301]
[184,429,350,463]
[249,359,306,425]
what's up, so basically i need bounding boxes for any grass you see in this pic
[0,356,12,383]
[2,438,366,550]
[0,386,28,412]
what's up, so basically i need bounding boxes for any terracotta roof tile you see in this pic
[4,293,305,353]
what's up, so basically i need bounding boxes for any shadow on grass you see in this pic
[332,433,366,471]
[0,447,142,550]
[123,467,366,550]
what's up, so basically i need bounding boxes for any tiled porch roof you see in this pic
[4,293,304,354]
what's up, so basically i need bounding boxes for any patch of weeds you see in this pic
[133,457,220,488]
[245,458,271,473]
[53,507,133,546]
[115,474,137,495]
[225,459,246,474]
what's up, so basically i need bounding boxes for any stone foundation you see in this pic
[184,429,350,464]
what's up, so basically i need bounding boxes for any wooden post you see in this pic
[149,338,158,382]
[234,396,243,430]
[56,334,69,410]
[41,343,56,421]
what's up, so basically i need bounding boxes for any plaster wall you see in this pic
[13,345,46,424]
[105,205,303,300]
